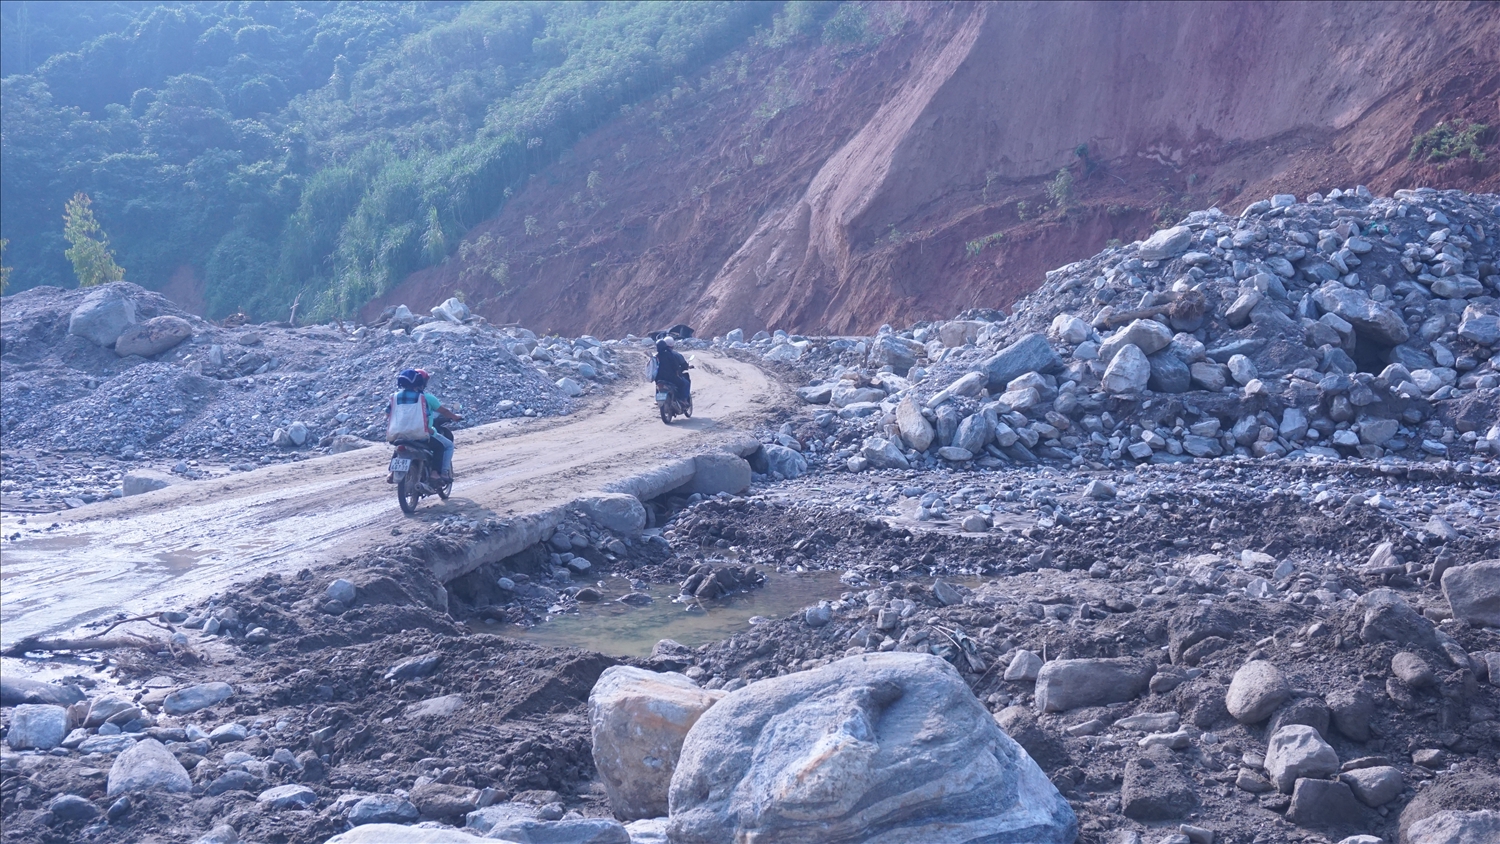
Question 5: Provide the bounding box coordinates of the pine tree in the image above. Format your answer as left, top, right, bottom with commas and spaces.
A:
63, 193, 125, 287
0, 238, 11, 293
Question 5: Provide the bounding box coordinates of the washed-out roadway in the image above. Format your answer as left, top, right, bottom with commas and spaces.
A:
0, 351, 787, 649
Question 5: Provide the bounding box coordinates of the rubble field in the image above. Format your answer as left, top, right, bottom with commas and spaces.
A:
3, 188, 1498, 844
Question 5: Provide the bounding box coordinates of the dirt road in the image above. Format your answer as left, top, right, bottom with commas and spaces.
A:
0, 351, 788, 648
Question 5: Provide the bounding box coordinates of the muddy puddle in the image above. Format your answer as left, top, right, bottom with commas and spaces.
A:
496, 570, 847, 657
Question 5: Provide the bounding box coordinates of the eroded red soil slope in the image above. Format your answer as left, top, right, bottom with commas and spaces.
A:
370, 0, 1500, 336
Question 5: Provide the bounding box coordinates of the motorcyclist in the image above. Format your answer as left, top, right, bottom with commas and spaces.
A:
388, 368, 463, 480
655, 336, 691, 407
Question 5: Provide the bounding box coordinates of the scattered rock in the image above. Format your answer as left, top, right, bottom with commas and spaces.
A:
1034, 657, 1154, 712
1225, 660, 1290, 724
1265, 725, 1339, 793
106, 738, 192, 797
1441, 561, 1500, 627
5, 704, 69, 750
162, 682, 233, 715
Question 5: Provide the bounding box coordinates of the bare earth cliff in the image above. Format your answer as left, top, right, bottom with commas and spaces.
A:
369, 0, 1500, 337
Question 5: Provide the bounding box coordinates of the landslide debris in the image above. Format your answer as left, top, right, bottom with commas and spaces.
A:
741, 187, 1500, 478
4, 189, 1498, 844
0, 284, 626, 509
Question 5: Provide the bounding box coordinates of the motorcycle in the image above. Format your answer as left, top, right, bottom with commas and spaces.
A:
388, 417, 455, 514
655, 380, 693, 424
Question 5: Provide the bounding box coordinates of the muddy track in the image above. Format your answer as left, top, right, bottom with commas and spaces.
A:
0, 351, 790, 648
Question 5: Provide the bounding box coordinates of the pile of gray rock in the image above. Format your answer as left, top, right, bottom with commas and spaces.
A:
0, 285, 623, 506
735, 188, 1499, 477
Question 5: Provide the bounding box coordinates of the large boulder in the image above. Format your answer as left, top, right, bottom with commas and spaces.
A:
860, 438, 910, 470
981, 334, 1061, 390
1441, 561, 1500, 627
163, 682, 234, 715
122, 469, 175, 496
1407, 810, 1500, 844
589, 667, 725, 821
114, 315, 193, 358
667, 653, 1077, 844
0, 677, 86, 707
1265, 724, 1339, 793
482, 819, 629, 844
574, 494, 648, 535
952, 412, 992, 455
323, 825, 487, 843
68, 286, 138, 348
761, 444, 807, 479
107, 738, 192, 797
687, 453, 752, 497
830, 384, 887, 407
1137, 225, 1192, 261
895, 397, 935, 452
938, 320, 984, 347
868, 335, 919, 376
1034, 658, 1154, 712
1099, 319, 1173, 361
1101, 344, 1151, 394
1314, 283, 1409, 346
1351, 589, 1441, 650
1147, 348, 1192, 393
5, 704, 69, 750
1121, 746, 1198, 820
1226, 660, 1290, 724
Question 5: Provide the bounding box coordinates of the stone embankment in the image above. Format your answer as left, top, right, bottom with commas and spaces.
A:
728, 188, 1499, 482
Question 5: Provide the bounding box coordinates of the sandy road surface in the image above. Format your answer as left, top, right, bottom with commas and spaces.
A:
0, 352, 788, 648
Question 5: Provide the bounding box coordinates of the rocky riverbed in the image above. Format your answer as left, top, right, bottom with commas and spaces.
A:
2, 188, 1498, 844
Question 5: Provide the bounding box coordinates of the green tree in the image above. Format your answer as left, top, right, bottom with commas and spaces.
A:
62, 193, 125, 287
421, 205, 447, 264
1047, 168, 1074, 208
0, 238, 10, 292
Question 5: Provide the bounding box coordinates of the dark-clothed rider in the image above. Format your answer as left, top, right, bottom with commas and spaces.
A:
655, 336, 691, 405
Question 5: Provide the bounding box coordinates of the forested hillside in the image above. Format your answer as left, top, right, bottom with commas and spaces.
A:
0, 0, 773, 319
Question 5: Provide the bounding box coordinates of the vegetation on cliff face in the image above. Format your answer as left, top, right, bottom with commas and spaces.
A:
0, 0, 773, 320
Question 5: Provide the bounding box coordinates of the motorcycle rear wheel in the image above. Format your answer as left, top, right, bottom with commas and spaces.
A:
398, 464, 423, 514
659, 402, 673, 424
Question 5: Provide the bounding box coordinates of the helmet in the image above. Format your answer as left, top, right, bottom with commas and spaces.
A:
661, 336, 676, 348
397, 368, 431, 390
